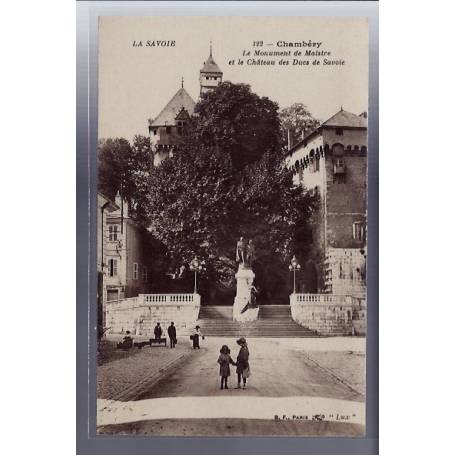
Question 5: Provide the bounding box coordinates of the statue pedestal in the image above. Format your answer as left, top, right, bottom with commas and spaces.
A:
233, 265, 259, 322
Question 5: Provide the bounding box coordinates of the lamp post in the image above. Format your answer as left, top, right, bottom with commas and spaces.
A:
189, 256, 203, 294
288, 255, 301, 294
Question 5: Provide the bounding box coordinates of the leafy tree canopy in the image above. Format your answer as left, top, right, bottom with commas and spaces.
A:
98, 135, 153, 226
186, 82, 283, 168
146, 83, 317, 303
279, 102, 320, 149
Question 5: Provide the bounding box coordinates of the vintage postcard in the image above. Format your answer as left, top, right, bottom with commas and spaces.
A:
96, 15, 369, 437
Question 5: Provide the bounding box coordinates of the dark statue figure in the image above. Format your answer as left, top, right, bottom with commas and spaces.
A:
241, 284, 259, 314
246, 239, 255, 267
236, 237, 255, 269
236, 237, 247, 265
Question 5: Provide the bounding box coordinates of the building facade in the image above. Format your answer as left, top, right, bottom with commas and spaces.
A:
285, 109, 367, 297
148, 47, 223, 166
97, 193, 119, 335
103, 193, 155, 302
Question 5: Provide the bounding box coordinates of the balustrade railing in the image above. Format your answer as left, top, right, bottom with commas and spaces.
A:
106, 293, 201, 307
290, 293, 365, 306
141, 293, 200, 304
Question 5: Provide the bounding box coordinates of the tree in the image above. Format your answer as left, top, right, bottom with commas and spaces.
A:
184, 82, 282, 169
146, 83, 317, 304
279, 102, 321, 150
98, 135, 153, 226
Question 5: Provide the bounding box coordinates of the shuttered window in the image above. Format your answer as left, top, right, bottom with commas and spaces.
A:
108, 259, 117, 277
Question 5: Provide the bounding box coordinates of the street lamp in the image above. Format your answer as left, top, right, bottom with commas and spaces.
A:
288, 255, 301, 294
189, 256, 203, 294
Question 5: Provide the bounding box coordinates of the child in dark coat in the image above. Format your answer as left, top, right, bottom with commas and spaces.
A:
217, 345, 237, 390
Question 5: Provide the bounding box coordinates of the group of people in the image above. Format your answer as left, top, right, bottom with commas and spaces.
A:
217, 337, 250, 390
121, 323, 251, 390
153, 322, 177, 348
155, 322, 251, 390
153, 322, 204, 349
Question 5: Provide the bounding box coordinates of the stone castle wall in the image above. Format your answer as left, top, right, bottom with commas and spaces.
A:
325, 248, 366, 296
324, 149, 367, 249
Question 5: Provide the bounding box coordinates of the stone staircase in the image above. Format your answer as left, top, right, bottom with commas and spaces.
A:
197, 305, 317, 337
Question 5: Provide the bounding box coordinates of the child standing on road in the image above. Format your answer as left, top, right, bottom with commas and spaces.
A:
217, 345, 236, 390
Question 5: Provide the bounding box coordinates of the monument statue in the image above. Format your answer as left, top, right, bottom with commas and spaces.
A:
240, 283, 259, 314
233, 236, 259, 322
236, 237, 255, 269
236, 236, 247, 266
246, 239, 255, 268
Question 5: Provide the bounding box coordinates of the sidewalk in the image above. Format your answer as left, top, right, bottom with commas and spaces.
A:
302, 350, 365, 396
97, 337, 195, 401
269, 337, 366, 396
240, 337, 366, 396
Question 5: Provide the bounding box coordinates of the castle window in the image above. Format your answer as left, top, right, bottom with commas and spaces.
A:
108, 259, 117, 277
108, 225, 119, 241
142, 266, 148, 282
336, 128, 343, 136
206, 76, 209, 80
153, 129, 157, 136
133, 262, 139, 280
353, 222, 365, 242
166, 126, 171, 134
333, 157, 346, 183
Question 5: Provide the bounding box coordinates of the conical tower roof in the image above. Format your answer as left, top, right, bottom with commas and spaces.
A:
200, 48, 222, 74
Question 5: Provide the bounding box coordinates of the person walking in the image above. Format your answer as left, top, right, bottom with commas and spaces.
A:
191, 325, 204, 349
217, 345, 236, 390
154, 322, 162, 340
235, 337, 250, 389
167, 322, 177, 348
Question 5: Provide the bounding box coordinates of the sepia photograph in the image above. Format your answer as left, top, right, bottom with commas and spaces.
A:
96, 16, 369, 437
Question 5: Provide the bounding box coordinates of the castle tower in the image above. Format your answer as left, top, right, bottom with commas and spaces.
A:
147, 46, 223, 166
199, 44, 223, 96
285, 109, 368, 297
148, 82, 196, 166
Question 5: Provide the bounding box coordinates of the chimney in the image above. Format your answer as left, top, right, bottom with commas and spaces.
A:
115, 190, 122, 207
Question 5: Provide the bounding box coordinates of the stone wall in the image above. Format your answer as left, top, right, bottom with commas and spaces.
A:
105, 295, 201, 337
324, 150, 367, 249
325, 248, 366, 296
290, 294, 366, 336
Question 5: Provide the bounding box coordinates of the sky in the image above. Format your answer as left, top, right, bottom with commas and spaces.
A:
98, 16, 368, 141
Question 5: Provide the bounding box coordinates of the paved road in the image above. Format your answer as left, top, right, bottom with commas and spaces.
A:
137, 337, 363, 400
98, 337, 365, 436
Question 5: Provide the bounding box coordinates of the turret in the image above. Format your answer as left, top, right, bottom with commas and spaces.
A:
199, 43, 223, 96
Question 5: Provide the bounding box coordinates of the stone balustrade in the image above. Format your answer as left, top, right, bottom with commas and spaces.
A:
105, 293, 201, 337
290, 293, 364, 306
290, 293, 366, 336
141, 293, 201, 305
